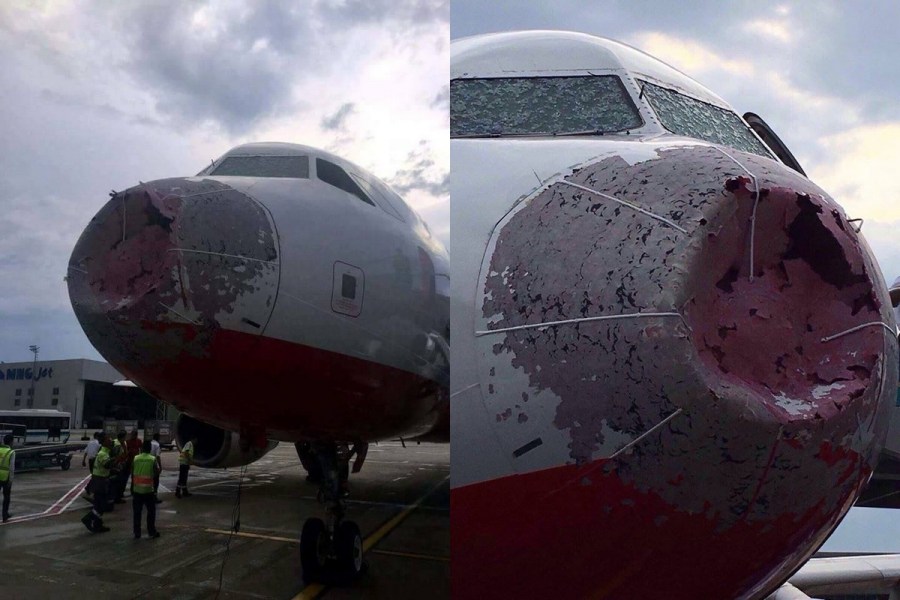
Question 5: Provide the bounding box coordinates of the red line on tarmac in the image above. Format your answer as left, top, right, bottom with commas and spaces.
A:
0, 474, 91, 526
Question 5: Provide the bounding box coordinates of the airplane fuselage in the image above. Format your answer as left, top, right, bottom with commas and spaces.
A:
450, 31, 897, 600
69, 143, 449, 445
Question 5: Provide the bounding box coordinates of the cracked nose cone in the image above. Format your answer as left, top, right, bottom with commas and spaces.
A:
67, 178, 279, 375
470, 145, 898, 599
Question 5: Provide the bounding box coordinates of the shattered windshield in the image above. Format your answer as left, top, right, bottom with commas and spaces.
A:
450, 76, 643, 137
640, 81, 773, 158
210, 155, 310, 178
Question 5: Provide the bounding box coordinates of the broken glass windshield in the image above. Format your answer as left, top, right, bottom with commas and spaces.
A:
211, 155, 310, 178
640, 81, 772, 158
451, 76, 643, 137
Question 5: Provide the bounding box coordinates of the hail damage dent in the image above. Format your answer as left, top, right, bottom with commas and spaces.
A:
480, 145, 895, 534
68, 177, 279, 369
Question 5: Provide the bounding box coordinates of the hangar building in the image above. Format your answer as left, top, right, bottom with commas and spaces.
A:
0, 358, 158, 428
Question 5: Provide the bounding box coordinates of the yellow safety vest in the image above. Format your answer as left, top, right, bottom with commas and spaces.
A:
93, 447, 111, 478
132, 453, 156, 494
179, 441, 194, 465
0, 446, 13, 483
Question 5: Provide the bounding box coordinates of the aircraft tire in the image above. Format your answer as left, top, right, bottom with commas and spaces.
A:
300, 517, 329, 582
335, 520, 364, 581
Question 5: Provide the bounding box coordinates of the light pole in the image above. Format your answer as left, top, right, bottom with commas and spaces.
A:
28, 345, 39, 408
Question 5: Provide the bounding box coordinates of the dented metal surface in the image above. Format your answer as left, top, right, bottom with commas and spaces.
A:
457, 140, 897, 600
451, 31, 898, 600
68, 177, 279, 366
479, 145, 892, 516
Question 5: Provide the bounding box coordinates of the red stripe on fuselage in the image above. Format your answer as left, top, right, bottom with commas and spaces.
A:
451, 459, 855, 600
119, 323, 445, 442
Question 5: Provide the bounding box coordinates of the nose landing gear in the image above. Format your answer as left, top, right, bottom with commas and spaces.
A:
299, 442, 367, 584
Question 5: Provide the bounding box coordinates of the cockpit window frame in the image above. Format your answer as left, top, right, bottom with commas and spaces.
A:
636, 79, 775, 159
349, 172, 406, 222
315, 158, 376, 207
450, 74, 646, 138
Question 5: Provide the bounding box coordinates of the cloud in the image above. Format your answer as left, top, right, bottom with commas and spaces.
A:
741, 17, 797, 45
629, 32, 754, 77
111, 1, 315, 134
810, 123, 900, 223
431, 85, 449, 111
320, 102, 356, 131
320, 0, 449, 26
388, 140, 449, 198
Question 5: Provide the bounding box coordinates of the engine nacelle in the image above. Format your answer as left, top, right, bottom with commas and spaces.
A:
175, 414, 278, 468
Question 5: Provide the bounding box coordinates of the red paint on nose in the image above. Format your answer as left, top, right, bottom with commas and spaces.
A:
684, 178, 881, 421
68, 177, 279, 374
78, 186, 180, 312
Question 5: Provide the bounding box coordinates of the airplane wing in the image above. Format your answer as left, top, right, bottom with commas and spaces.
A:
766, 555, 900, 599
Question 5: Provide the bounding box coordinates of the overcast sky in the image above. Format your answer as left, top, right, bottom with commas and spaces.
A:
0, 0, 448, 363
452, 0, 900, 555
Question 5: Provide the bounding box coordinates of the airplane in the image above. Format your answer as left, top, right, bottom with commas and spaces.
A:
450, 31, 900, 599
66, 141, 449, 582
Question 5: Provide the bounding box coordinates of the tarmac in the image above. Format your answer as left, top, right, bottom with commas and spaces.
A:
0, 439, 449, 599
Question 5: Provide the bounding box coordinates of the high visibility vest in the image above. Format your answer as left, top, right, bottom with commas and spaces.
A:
93, 447, 111, 478
179, 441, 194, 465
0, 446, 13, 483
132, 453, 156, 494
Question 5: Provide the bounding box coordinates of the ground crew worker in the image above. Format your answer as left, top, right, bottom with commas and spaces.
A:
131, 440, 160, 539
81, 434, 112, 533
82, 431, 101, 470
111, 431, 128, 504
1, 433, 15, 523
126, 430, 141, 494
82, 432, 101, 502
150, 432, 162, 504
175, 436, 196, 498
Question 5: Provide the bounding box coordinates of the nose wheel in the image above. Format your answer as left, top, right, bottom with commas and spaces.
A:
300, 517, 365, 583
299, 442, 366, 584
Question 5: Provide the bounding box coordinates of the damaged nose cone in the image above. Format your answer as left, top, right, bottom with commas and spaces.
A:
472, 144, 898, 599
685, 176, 886, 424
67, 178, 279, 370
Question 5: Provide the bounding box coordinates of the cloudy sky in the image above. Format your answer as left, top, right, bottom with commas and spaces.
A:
0, 0, 448, 362
453, 0, 900, 554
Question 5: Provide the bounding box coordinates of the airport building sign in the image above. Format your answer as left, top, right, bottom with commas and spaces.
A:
0, 358, 158, 428
0, 366, 54, 381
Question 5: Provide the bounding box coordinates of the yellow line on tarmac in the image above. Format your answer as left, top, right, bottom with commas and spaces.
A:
292, 583, 326, 599
204, 528, 296, 544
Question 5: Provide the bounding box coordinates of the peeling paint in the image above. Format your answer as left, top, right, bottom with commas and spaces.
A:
478, 145, 895, 534
68, 177, 279, 368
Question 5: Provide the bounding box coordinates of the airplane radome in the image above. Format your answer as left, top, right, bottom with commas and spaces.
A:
67, 142, 449, 581
450, 31, 898, 599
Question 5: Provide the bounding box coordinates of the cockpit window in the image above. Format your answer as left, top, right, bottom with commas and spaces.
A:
210, 155, 310, 178
639, 81, 773, 158
450, 76, 643, 137
316, 159, 375, 206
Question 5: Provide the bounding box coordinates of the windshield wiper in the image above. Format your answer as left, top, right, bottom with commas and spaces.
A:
452, 129, 629, 139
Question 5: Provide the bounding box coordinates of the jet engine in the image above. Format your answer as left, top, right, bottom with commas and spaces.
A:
175, 414, 278, 468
